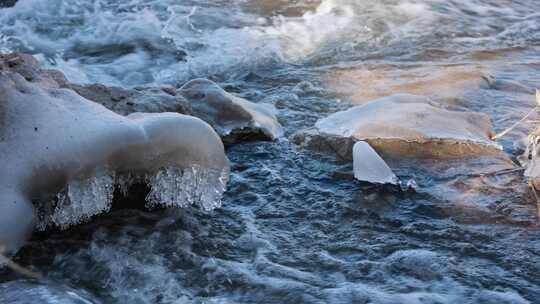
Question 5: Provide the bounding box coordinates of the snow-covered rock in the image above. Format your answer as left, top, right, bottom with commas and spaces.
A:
353, 141, 398, 185
0, 62, 229, 253
296, 94, 502, 159
65, 78, 283, 143
179, 79, 284, 143
1, 54, 282, 144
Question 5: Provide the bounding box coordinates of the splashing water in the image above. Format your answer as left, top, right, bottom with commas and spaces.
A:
0, 0, 441, 85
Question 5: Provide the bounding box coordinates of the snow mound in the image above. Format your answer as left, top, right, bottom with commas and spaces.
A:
0, 62, 229, 253
179, 79, 284, 143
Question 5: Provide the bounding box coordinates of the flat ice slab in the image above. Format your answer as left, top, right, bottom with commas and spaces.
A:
313, 94, 501, 158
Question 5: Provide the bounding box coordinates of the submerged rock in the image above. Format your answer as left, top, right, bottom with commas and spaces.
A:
296, 94, 502, 159
324, 65, 491, 106
0, 58, 229, 253
179, 79, 284, 143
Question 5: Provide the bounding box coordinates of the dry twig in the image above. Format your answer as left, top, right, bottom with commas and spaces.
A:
0, 245, 43, 280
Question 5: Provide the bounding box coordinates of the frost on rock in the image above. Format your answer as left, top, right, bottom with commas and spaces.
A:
297, 94, 503, 159
0, 55, 230, 253
179, 78, 284, 143
353, 141, 398, 185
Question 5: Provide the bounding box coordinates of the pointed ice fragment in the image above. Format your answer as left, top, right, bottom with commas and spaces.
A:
353, 141, 398, 185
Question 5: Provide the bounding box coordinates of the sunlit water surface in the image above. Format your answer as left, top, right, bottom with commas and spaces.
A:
1, 0, 539, 303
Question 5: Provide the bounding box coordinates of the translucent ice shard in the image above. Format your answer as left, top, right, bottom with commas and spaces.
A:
353, 141, 398, 185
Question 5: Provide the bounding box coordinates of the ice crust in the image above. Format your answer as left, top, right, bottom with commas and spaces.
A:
0, 66, 229, 253
66, 78, 283, 144
179, 79, 284, 142
314, 94, 502, 158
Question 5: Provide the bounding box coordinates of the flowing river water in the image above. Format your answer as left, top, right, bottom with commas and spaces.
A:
0, 0, 540, 303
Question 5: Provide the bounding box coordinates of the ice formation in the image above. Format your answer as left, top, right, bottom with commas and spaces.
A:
64, 78, 283, 144
179, 79, 284, 143
0, 55, 229, 253
312, 94, 502, 158
353, 141, 398, 185
292, 93, 512, 187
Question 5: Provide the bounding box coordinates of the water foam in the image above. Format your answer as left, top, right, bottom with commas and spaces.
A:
2, 0, 537, 87
0, 0, 374, 85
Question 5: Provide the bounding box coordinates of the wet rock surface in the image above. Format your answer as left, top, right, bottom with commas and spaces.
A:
325, 65, 491, 106
68, 83, 190, 116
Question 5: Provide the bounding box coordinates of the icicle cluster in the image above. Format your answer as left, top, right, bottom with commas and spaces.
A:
37, 166, 228, 230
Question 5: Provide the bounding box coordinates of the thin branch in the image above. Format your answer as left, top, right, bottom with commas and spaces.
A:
0, 245, 43, 280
